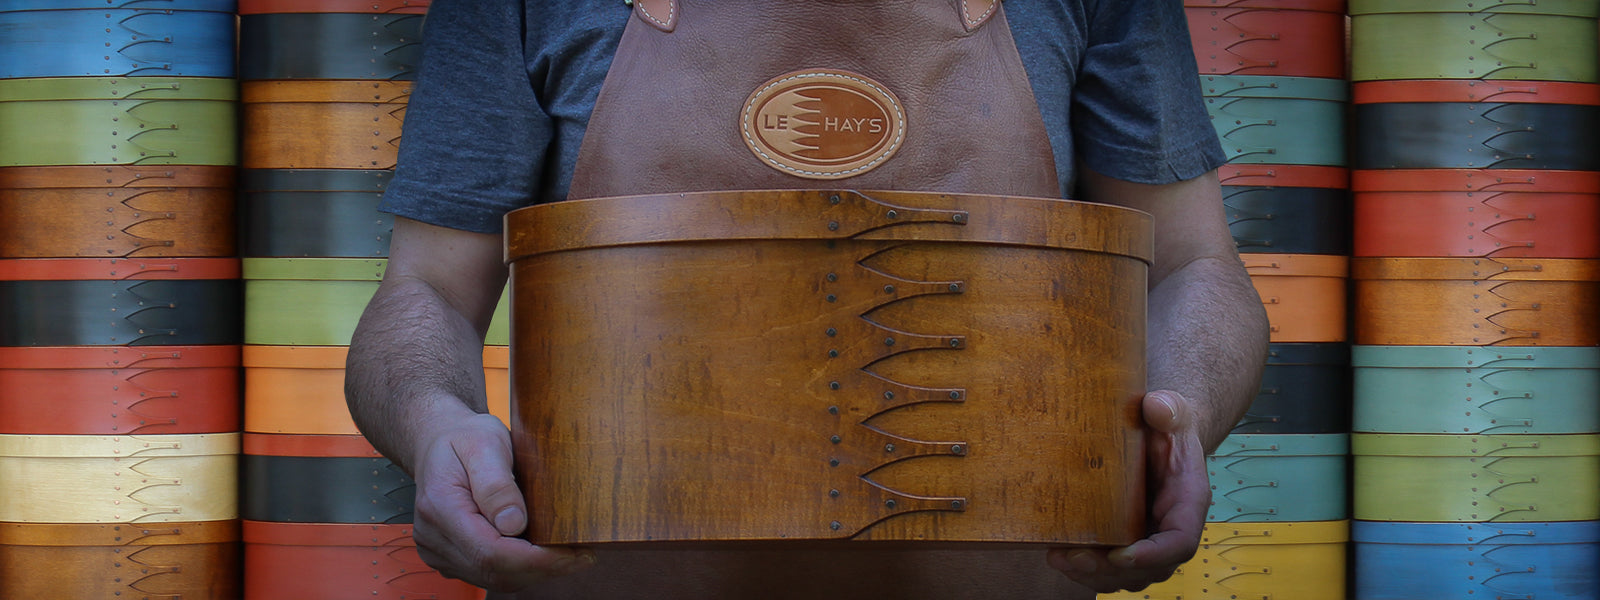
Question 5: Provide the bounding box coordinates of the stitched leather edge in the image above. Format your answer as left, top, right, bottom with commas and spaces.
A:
960, 0, 999, 31
634, 0, 677, 33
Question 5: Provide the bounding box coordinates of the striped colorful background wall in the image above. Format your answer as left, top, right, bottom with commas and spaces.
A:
1109, 1, 1599, 598
1347, 1, 1600, 598
1, 1, 1596, 598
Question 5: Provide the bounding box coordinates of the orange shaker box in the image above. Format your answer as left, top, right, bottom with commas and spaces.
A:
1354, 258, 1600, 346
0, 521, 240, 600
244, 345, 510, 435
0, 166, 237, 259
240, 81, 411, 171
1245, 254, 1349, 343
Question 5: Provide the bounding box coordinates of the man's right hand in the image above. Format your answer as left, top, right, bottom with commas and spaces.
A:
411, 410, 596, 591
346, 218, 596, 590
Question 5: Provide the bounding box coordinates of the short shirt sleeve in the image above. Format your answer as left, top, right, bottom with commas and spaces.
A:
379, 0, 550, 234
1070, 0, 1226, 184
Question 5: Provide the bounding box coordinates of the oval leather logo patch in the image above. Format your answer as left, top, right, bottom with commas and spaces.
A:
742, 69, 905, 180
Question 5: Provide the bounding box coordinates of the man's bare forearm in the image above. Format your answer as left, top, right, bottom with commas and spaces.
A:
346, 276, 494, 473
344, 219, 584, 587
1076, 167, 1270, 452
1146, 255, 1269, 451
345, 217, 510, 474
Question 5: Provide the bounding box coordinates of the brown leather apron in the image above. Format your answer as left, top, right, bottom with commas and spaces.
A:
510, 2, 1100, 598
567, 0, 1059, 200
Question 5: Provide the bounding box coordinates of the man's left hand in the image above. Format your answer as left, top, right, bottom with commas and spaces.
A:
1047, 389, 1212, 593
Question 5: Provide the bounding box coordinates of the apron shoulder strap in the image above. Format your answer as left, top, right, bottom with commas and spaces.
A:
958, 0, 1000, 31
630, 0, 1001, 34
633, 0, 678, 32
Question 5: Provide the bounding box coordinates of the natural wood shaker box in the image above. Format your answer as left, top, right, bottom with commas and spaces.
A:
505, 190, 1152, 546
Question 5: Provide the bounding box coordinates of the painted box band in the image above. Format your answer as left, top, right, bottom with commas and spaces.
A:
1100, 520, 1349, 600
243, 258, 508, 346
239, 13, 423, 81
1225, 185, 1350, 255
1353, 345, 1600, 434
1353, 169, 1600, 259
1353, 433, 1600, 522
0, 258, 241, 347
240, 450, 414, 525
1207, 433, 1349, 522
1353, 103, 1600, 171
0, 433, 239, 523
1238, 343, 1351, 434
1185, 2, 1346, 78
0, 77, 236, 167
0, 520, 240, 599
0, 165, 237, 258
240, 80, 410, 170
239, 169, 393, 258
1353, 520, 1600, 600
0, 2, 236, 79
1244, 254, 1349, 343
1350, 0, 1600, 82
244, 345, 508, 435
237, 0, 429, 14
1353, 257, 1600, 346
0, 345, 241, 435
242, 521, 480, 600
1202, 75, 1348, 166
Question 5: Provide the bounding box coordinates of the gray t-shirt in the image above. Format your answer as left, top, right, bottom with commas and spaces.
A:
382, 0, 1226, 233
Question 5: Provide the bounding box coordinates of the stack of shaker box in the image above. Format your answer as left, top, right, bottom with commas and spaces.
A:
0, 1, 243, 597
234, 1, 502, 598
1347, 1, 1600, 598
3, 1, 1595, 597
1107, 1, 1354, 597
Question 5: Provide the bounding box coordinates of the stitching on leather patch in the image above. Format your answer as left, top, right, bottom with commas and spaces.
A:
961, 0, 998, 30
636, 0, 676, 32
741, 69, 906, 180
